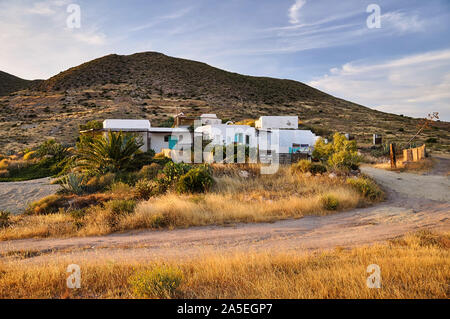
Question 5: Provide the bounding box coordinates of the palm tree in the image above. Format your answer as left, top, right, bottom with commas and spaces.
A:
76, 131, 143, 174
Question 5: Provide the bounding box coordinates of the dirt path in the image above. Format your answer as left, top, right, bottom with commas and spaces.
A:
0, 166, 448, 264
0, 178, 59, 214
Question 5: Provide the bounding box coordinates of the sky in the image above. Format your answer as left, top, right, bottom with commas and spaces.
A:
0, 0, 449, 120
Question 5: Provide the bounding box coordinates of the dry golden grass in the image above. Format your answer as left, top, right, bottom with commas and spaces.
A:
0, 166, 381, 240
0, 214, 74, 241
0, 231, 447, 299
373, 158, 435, 174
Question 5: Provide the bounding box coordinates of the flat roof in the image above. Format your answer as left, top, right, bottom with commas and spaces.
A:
103, 119, 151, 130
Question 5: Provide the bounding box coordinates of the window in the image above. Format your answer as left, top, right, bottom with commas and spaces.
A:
234, 133, 243, 144
164, 135, 170, 142
245, 135, 250, 145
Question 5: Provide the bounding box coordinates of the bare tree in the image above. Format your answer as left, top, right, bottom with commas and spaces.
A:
407, 112, 439, 147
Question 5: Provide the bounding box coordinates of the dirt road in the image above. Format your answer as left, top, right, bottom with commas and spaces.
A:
0, 165, 448, 264
0, 178, 59, 214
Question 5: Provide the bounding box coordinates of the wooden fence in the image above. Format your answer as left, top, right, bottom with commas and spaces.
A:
402, 144, 426, 162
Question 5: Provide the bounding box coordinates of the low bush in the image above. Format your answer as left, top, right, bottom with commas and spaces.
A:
0, 169, 9, 177
108, 181, 134, 195
27, 194, 67, 215
130, 150, 156, 170
135, 179, 165, 200
114, 171, 139, 186
129, 266, 183, 298
0, 159, 9, 170
291, 160, 327, 175
85, 173, 116, 193
176, 167, 214, 194
104, 199, 136, 215
23, 151, 38, 161
138, 163, 161, 180
321, 194, 339, 210
291, 160, 311, 173
162, 162, 192, 183
310, 163, 327, 174
346, 177, 383, 201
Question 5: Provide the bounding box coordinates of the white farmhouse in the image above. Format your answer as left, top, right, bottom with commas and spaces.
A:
100, 114, 319, 163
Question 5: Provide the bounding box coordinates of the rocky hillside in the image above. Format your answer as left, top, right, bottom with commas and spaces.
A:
0, 71, 36, 96
35, 52, 336, 106
0, 52, 448, 153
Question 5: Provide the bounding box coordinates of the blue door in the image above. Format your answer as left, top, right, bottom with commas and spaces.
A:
168, 136, 178, 149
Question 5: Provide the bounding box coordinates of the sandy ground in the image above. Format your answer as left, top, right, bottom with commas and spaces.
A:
0, 178, 59, 214
0, 163, 448, 265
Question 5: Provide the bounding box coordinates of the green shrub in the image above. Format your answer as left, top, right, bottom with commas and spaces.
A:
347, 177, 384, 201
37, 139, 69, 162
130, 150, 156, 169
310, 163, 327, 174
69, 209, 87, 220
135, 179, 166, 200
291, 160, 327, 175
321, 194, 339, 210
176, 167, 214, 194
162, 161, 192, 183
68, 209, 86, 230
139, 163, 161, 180
104, 199, 136, 215
114, 171, 139, 186
0, 210, 11, 228
291, 160, 312, 173
79, 120, 103, 131
425, 138, 437, 144
85, 173, 115, 193
129, 266, 183, 298
313, 133, 361, 171
370, 144, 390, 158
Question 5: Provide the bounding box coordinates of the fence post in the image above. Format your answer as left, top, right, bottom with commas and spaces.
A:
390, 143, 397, 168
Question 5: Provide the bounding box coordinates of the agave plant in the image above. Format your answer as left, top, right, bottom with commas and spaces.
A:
61, 173, 86, 195
76, 131, 143, 174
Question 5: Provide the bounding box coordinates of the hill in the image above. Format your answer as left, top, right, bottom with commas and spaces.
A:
35, 52, 336, 105
0, 71, 36, 96
0, 52, 448, 153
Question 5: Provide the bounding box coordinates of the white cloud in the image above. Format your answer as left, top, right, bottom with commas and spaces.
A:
0, 1, 110, 79
308, 49, 450, 120
288, 0, 306, 24
130, 7, 193, 32
382, 11, 425, 33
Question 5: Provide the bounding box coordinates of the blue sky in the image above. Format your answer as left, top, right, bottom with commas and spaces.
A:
1, 0, 449, 120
